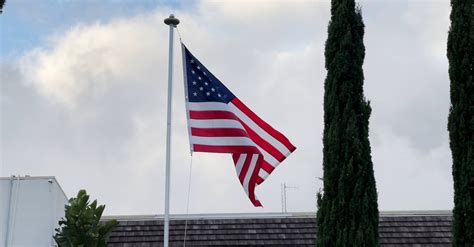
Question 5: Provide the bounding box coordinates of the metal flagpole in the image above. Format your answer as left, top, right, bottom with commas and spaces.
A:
163, 14, 179, 247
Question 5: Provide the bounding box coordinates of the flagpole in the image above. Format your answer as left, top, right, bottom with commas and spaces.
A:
163, 14, 179, 247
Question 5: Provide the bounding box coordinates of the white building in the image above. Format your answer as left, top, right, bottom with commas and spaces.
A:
0, 176, 68, 247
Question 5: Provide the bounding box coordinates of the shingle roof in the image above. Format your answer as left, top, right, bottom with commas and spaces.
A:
105, 211, 452, 246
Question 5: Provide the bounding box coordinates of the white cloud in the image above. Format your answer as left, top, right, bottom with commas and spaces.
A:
2, 0, 454, 215
373, 126, 452, 210
20, 14, 168, 109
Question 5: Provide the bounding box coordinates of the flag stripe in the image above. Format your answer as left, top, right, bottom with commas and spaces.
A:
238, 154, 252, 183
237, 120, 286, 162
191, 128, 248, 137
188, 102, 228, 111
243, 154, 259, 194
261, 160, 276, 174
234, 154, 247, 178
189, 119, 244, 129
193, 144, 260, 154
254, 143, 280, 168
231, 98, 296, 153
191, 136, 256, 147
229, 101, 293, 157
232, 153, 261, 206
189, 110, 238, 120
247, 155, 262, 206
258, 169, 270, 180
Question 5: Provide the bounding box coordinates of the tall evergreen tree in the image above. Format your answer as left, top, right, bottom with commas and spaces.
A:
317, 0, 379, 246
0, 0, 5, 14
447, 0, 473, 245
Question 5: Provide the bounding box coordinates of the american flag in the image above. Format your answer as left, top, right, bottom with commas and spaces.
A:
181, 44, 296, 207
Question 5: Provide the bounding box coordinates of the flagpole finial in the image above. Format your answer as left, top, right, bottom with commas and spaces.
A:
164, 14, 180, 27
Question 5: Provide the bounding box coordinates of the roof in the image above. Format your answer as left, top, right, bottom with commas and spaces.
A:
105, 211, 453, 246
0, 175, 68, 200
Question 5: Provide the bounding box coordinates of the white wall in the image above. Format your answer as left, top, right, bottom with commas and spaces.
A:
0, 176, 68, 247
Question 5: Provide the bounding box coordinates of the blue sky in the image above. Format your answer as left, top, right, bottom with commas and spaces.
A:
1, 0, 195, 60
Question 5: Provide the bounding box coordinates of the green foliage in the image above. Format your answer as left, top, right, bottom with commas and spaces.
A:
54, 190, 118, 247
317, 0, 379, 246
447, 0, 473, 245
0, 0, 5, 14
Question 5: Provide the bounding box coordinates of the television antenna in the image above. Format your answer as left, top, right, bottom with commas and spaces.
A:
281, 182, 298, 213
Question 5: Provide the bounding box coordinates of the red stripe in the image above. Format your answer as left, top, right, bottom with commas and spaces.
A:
257, 159, 286, 185
231, 98, 296, 152
191, 128, 248, 137
253, 160, 276, 186
248, 155, 263, 207
190, 110, 238, 120
261, 160, 275, 174
193, 144, 260, 154
232, 154, 263, 207
238, 154, 252, 183
237, 120, 286, 162
232, 153, 240, 164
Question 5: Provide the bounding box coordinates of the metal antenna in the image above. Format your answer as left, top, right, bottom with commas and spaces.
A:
281, 182, 298, 213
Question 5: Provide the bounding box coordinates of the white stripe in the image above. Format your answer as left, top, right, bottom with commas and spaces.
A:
189, 119, 245, 130
243, 154, 259, 195
191, 136, 256, 147
256, 145, 279, 167
228, 102, 291, 157
235, 154, 247, 177
188, 102, 230, 111
258, 169, 270, 180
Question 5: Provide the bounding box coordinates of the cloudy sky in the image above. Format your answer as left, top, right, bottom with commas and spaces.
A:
1, 0, 453, 216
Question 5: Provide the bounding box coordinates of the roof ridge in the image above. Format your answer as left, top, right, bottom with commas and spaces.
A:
102, 210, 452, 221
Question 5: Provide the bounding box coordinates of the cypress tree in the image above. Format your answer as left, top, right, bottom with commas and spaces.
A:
317, 0, 379, 246
447, 0, 473, 245
0, 0, 5, 14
